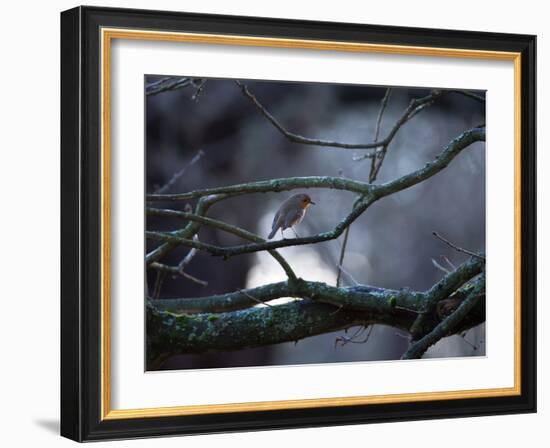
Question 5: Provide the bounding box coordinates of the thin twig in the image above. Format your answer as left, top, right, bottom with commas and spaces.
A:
432, 258, 451, 274
374, 89, 392, 142
368, 88, 392, 181
432, 231, 486, 260
336, 227, 351, 287
191, 79, 207, 101
179, 271, 207, 286
334, 197, 366, 288
335, 325, 366, 347
150, 262, 209, 286
394, 305, 423, 314
336, 263, 359, 286
152, 270, 166, 300
238, 289, 274, 308
353, 89, 440, 166
335, 325, 374, 347
442, 255, 457, 271
177, 235, 199, 271
368, 91, 439, 182
459, 331, 481, 351
154, 149, 205, 194
448, 89, 486, 103
329, 304, 344, 316
149, 235, 205, 290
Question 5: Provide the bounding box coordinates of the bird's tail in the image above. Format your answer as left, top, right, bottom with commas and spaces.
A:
267, 227, 277, 240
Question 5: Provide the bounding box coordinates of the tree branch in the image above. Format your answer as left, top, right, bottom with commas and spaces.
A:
146, 193, 226, 264
152, 278, 422, 315
152, 257, 483, 315
448, 89, 486, 103
336, 225, 351, 287
372, 126, 485, 198
146, 77, 193, 96
336, 88, 392, 285
154, 149, 205, 194
146, 195, 372, 258
149, 261, 209, 287
432, 231, 486, 260
146, 299, 412, 365
408, 255, 485, 339
147, 176, 370, 202
147, 208, 298, 281
366, 87, 393, 181
145, 210, 298, 281
147, 127, 484, 205
145, 82, 487, 362
236, 80, 443, 150
146, 127, 485, 263
145, 77, 208, 97
146, 264, 485, 364
366, 90, 438, 180
401, 274, 485, 359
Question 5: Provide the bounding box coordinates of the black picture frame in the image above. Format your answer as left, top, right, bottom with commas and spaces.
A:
61, 5, 536, 442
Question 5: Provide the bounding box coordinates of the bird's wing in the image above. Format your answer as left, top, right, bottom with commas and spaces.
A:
271, 208, 282, 231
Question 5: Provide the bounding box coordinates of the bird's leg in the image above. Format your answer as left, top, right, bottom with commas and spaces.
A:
281, 228, 286, 239
291, 227, 300, 238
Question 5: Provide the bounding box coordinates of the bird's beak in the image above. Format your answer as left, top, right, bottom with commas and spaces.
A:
310, 201, 316, 205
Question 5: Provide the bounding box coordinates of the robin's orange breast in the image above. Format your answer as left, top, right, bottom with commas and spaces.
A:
285, 208, 305, 228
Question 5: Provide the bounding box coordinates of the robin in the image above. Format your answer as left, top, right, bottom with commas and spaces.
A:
267, 193, 316, 239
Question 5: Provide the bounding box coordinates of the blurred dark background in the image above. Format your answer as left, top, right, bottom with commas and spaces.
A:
145, 76, 486, 371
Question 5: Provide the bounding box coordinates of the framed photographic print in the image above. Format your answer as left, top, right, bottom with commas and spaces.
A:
60, 6, 536, 442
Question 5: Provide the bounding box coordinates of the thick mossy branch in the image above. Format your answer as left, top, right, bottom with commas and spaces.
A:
146, 299, 413, 365
147, 258, 485, 363
147, 279, 485, 365
151, 257, 483, 315
152, 278, 423, 315
153, 281, 291, 313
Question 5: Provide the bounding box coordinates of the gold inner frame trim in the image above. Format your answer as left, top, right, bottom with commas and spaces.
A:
100, 27, 522, 421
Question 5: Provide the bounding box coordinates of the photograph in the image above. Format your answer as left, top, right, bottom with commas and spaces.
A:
144, 76, 487, 371
58, 5, 537, 441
